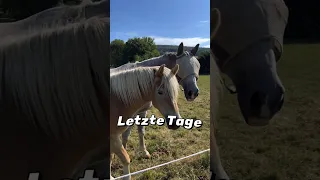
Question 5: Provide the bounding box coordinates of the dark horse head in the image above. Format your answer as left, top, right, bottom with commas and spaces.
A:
211, 0, 289, 126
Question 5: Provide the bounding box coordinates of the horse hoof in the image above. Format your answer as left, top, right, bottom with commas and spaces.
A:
143, 150, 151, 159
137, 150, 151, 159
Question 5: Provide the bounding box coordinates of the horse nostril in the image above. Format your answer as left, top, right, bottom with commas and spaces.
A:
195, 90, 199, 97
250, 92, 267, 113
188, 90, 193, 97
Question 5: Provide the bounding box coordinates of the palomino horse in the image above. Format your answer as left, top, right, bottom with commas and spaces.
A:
210, 0, 289, 179
115, 43, 200, 158
0, 1, 110, 180
109, 64, 181, 180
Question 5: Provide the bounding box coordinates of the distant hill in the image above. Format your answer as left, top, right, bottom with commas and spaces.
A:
157, 45, 210, 55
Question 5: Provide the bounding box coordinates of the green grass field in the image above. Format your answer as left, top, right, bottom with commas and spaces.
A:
112, 44, 320, 180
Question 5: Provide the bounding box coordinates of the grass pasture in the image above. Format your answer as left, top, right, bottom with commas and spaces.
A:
111, 75, 211, 179
216, 44, 320, 180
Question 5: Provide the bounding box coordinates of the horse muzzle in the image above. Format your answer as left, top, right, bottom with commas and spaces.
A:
243, 90, 284, 126
165, 114, 181, 130
185, 89, 199, 101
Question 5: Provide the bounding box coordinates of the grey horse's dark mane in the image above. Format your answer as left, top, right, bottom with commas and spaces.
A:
163, 51, 191, 60
163, 52, 177, 57
0, 17, 109, 140
111, 52, 177, 71
161, 52, 179, 62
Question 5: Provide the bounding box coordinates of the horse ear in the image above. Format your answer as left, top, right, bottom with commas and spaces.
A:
171, 64, 179, 75
190, 44, 199, 56
155, 64, 165, 77
177, 42, 184, 56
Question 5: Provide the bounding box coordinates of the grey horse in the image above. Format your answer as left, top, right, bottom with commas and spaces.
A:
210, 0, 289, 179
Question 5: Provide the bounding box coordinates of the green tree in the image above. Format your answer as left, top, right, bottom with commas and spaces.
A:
110, 39, 125, 67
197, 50, 210, 74
123, 37, 160, 63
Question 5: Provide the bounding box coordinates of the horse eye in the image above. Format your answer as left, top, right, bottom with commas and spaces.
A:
158, 91, 163, 95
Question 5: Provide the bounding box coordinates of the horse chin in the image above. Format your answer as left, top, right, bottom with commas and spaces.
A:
165, 116, 181, 130
185, 94, 197, 101
167, 124, 180, 130
244, 105, 274, 126
186, 98, 196, 102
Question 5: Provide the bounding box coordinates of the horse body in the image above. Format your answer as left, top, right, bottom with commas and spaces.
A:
210, 0, 289, 179
0, 1, 110, 179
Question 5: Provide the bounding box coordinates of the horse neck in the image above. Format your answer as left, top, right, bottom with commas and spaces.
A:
128, 95, 153, 116
111, 63, 135, 73
123, 86, 154, 117
113, 69, 155, 113
136, 56, 176, 69
132, 78, 154, 110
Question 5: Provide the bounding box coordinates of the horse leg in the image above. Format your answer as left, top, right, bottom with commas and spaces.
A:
111, 135, 131, 180
70, 146, 111, 179
137, 111, 151, 158
122, 125, 132, 149
210, 133, 229, 180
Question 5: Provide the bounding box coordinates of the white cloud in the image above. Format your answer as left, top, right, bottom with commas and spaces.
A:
199, 20, 209, 23
150, 36, 210, 47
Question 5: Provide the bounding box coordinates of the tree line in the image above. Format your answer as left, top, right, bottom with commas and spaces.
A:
110, 37, 210, 74
157, 45, 210, 55
110, 37, 160, 67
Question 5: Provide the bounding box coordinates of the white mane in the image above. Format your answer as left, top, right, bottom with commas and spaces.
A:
110, 66, 179, 107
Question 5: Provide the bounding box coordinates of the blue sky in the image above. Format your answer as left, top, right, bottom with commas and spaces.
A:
111, 0, 210, 48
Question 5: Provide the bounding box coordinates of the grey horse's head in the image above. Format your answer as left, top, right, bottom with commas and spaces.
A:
220, 40, 285, 126
211, 0, 289, 126
174, 43, 201, 101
